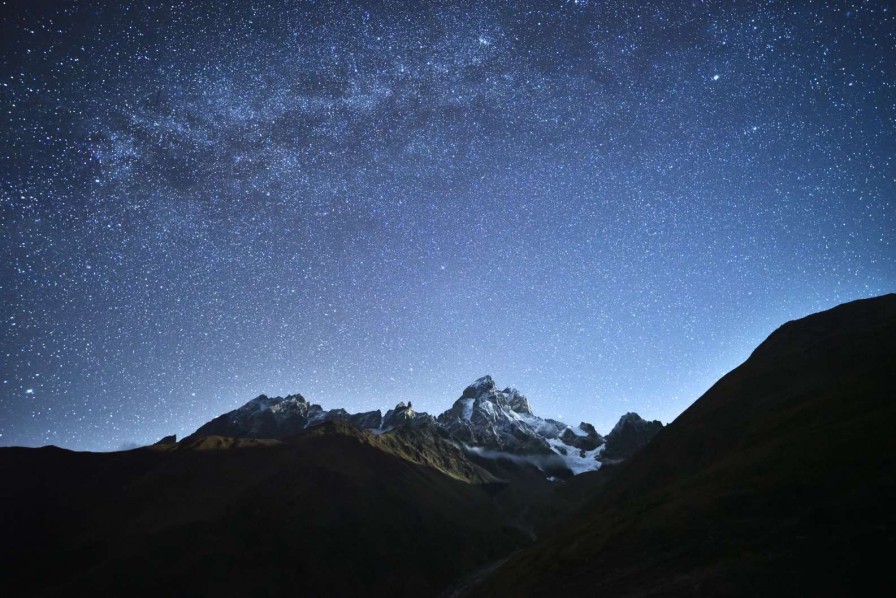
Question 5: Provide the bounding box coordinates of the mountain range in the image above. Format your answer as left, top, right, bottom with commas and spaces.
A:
1, 294, 894, 597
187, 373, 663, 477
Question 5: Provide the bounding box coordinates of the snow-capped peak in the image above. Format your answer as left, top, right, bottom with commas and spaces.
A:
187, 376, 663, 478
461, 375, 497, 399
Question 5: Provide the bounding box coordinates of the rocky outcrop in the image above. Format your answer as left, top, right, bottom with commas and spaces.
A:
318, 407, 384, 429
382, 401, 437, 430
382, 401, 414, 428
559, 423, 604, 451
602, 412, 664, 460
348, 410, 383, 429
187, 394, 325, 440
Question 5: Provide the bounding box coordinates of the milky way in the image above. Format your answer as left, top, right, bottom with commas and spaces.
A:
2, 1, 894, 450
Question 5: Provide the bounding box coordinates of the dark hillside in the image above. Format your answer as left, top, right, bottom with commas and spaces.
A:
476, 294, 896, 596
0, 421, 526, 597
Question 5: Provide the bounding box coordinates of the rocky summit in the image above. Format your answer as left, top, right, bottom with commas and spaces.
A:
187, 374, 662, 476
601, 412, 664, 461
190, 393, 384, 440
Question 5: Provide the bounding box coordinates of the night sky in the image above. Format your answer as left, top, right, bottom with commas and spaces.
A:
2, 1, 893, 451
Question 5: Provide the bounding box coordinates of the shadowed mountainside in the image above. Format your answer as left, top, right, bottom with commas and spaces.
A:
473, 293, 896, 596
0, 421, 526, 597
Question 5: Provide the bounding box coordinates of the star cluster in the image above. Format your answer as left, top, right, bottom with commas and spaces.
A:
1, 0, 894, 450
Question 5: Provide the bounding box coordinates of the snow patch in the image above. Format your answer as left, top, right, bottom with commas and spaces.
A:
459, 399, 474, 421
567, 425, 588, 437
517, 414, 562, 439
547, 438, 604, 475
466, 375, 495, 392
244, 395, 279, 412
477, 399, 497, 419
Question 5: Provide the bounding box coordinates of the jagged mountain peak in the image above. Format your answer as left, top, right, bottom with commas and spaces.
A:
603, 411, 664, 461
608, 411, 647, 434
461, 375, 498, 398
503, 387, 532, 415
241, 393, 308, 412
186, 375, 662, 477
456, 375, 533, 415
187, 392, 380, 441
382, 400, 435, 430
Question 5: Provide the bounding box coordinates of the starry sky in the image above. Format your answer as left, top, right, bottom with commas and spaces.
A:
1, 0, 894, 451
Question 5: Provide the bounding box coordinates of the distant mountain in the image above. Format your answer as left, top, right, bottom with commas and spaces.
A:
187, 374, 661, 477
473, 293, 896, 596
189, 393, 384, 438
601, 411, 664, 461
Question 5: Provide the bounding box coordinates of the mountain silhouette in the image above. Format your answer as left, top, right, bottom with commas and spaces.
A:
473, 293, 896, 596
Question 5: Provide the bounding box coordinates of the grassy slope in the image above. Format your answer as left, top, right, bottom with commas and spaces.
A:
476, 294, 896, 596
0, 421, 526, 597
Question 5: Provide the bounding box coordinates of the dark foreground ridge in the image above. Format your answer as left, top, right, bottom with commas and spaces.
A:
472, 293, 896, 597
0, 422, 525, 597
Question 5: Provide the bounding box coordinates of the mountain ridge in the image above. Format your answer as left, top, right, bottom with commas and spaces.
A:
186, 373, 663, 477
472, 292, 896, 596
